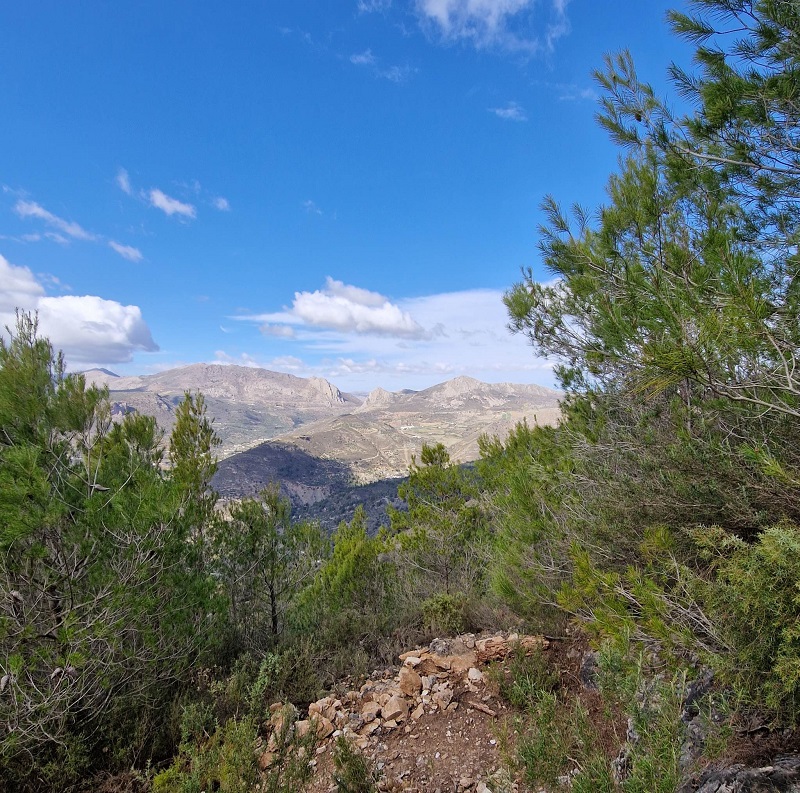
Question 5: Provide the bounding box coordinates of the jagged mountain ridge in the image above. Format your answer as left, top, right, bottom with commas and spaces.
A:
83, 363, 360, 456
274, 374, 562, 483
83, 363, 354, 405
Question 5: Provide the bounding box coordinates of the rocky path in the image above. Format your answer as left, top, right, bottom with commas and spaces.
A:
257, 633, 546, 793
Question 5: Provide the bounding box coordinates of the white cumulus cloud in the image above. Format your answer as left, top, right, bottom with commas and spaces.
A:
251, 277, 427, 338
0, 253, 44, 310
0, 253, 158, 366
324, 278, 387, 308
323, 288, 555, 387
148, 189, 196, 219
213, 196, 230, 211
229, 280, 555, 390
14, 200, 96, 241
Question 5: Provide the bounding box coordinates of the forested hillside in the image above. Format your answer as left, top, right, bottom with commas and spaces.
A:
2, 1, 800, 790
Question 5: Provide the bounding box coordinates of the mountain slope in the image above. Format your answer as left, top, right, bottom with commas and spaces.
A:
211, 440, 406, 532
83, 363, 361, 456
276, 375, 561, 482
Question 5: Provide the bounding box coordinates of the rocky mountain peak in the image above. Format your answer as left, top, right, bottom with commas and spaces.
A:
83, 367, 119, 378
82, 368, 129, 388
356, 387, 399, 411
307, 377, 347, 405
427, 376, 484, 399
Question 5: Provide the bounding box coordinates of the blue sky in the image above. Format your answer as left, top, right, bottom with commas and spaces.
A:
0, 0, 693, 392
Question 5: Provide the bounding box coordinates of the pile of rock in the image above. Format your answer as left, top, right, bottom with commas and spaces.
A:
255, 632, 548, 783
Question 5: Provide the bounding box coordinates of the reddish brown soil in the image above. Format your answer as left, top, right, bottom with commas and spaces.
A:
306, 680, 516, 793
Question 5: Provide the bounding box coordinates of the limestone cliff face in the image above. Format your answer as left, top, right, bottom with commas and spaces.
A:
308, 377, 347, 405
420, 375, 558, 409
86, 364, 357, 407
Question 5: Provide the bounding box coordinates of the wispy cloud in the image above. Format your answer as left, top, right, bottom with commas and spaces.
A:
261, 324, 297, 339
489, 101, 527, 121
0, 253, 158, 365
349, 48, 416, 83
357, 0, 392, 12
12, 195, 144, 260
303, 199, 323, 215
378, 64, 415, 83
350, 49, 377, 65
555, 83, 598, 102
268, 355, 306, 371
415, 0, 571, 54
213, 350, 263, 368
148, 188, 196, 219
22, 231, 70, 245
14, 200, 96, 241
108, 240, 143, 262
119, 169, 226, 216
546, 0, 571, 49
116, 168, 132, 195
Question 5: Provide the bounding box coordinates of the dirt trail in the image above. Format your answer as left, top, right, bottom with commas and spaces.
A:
260, 633, 549, 793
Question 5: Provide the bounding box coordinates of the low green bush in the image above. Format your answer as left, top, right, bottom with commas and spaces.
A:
492, 641, 685, 793
420, 592, 468, 635
597, 642, 683, 793
489, 645, 558, 709
153, 716, 258, 793
692, 523, 800, 717
491, 647, 608, 790
332, 735, 379, 792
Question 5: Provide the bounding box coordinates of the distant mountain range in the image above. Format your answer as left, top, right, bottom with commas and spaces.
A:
84, 364, 561, 523
273, 375, 561, 483
83, 364, 360, 456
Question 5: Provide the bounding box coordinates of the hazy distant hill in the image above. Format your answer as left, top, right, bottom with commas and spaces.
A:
83, 363, 361, 456
275, 375, 561, 483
